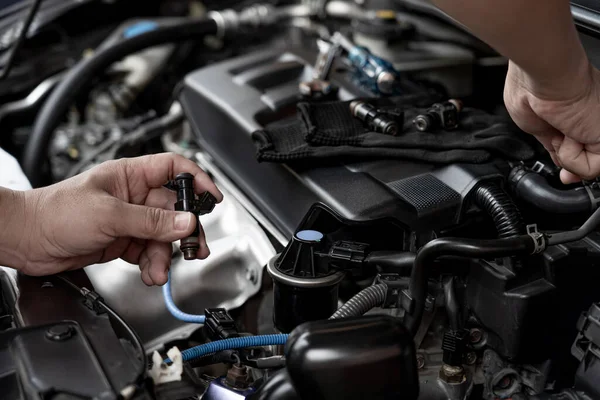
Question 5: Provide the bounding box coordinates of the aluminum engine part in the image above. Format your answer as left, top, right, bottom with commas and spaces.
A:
84, 181, 276, 351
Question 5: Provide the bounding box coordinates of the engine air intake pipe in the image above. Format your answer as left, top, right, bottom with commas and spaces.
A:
473, 182, 525, 238
509, 166, 597, 214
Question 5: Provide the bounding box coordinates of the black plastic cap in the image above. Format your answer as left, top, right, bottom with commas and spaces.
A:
275, 230, 329, 279
286, 316, 419, 400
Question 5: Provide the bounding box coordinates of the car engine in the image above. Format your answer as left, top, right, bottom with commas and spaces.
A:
2, 0, 600, 399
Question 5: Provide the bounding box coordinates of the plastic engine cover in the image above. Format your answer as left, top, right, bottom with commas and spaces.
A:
179, 48, 505, 240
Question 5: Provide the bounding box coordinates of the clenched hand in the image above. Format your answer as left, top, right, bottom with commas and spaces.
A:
0, 153, 222, 286
505, 60, 600, 184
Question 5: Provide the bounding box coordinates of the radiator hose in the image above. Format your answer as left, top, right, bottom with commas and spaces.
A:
509, 166, 597, 214
473, 182, 525, 238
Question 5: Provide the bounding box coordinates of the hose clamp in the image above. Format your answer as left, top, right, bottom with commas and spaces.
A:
584, 184, 600, 211
527, 224, 546, 254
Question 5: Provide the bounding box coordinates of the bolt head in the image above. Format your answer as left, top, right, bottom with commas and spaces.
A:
440, 364, 466, 384
469, 328, 483, 344
464, 352, 477, 365
416, 354, 425, 369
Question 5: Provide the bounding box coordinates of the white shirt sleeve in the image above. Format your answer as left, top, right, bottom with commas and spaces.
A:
0, 147, 32, 191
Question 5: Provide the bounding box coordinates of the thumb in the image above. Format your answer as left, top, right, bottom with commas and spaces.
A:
112, 203, 196, 242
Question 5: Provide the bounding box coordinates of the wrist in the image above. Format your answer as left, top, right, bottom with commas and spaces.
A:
0, 187, 29, 270
509, 48, 594, 101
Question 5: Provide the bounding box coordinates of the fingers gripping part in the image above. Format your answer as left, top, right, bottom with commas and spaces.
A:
168, 172, 217, 260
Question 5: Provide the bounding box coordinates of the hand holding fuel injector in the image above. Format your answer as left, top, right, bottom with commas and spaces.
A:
0, 153, 223, 286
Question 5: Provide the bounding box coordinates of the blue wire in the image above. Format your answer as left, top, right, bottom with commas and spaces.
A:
165, 334, 289, 363
162, 270, 206, 324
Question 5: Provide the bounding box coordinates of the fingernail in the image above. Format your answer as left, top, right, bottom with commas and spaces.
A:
174, 213, 192, 231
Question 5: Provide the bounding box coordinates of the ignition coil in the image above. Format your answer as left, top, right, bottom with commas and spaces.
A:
413, 99, 463, 132
168, 173, 217, 260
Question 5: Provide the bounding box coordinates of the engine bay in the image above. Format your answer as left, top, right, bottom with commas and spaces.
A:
2, 1, 600, 399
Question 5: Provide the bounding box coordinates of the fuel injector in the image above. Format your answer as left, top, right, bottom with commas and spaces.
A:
413, 99, 463, 132
168, 173, 217, 260
350, 100, 404, 135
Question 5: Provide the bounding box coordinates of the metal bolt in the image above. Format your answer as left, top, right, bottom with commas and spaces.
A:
416, 354, 425, 369
440, 364, 466, 384
464, 352, 477, 365
470, 328, 483, 344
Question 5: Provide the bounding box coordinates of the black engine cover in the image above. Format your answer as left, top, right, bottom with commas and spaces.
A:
179, 48, 504, 240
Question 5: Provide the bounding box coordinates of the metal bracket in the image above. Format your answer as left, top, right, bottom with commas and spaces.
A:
526, 224, 546, 254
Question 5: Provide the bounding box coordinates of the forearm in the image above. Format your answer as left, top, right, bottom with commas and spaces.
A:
432, 0, 589, 96
0, 187, 28, 269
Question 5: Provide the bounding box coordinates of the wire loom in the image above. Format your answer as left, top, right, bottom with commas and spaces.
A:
165, 334, 289, 363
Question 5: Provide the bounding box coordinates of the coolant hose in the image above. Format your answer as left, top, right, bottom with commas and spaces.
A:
163, 271, 206, 324
330, 284, 388, 319
23, 18, 218, 187
474, 182, 525, 238
404, 235, 538, 336
166, 334, 289, 363
509, 167, 594, 214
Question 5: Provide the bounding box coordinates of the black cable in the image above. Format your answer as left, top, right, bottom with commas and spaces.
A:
403, 235, 537, 336
474, 182, 525, 238
23, 17, 217, 187
56, 275, 147, 389
330, 284, 388, 319
0, 0, 44, 80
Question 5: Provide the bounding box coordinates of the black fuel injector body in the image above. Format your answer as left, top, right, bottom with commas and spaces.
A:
350, 100, 404, 136
169, 173, 217, 260
413, 99, 463, 132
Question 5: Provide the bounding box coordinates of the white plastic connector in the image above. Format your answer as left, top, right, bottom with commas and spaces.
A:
149, 347, 183, 385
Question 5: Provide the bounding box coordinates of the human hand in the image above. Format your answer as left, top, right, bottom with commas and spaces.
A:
504, 59, 600, 184
11, 153, 222, 285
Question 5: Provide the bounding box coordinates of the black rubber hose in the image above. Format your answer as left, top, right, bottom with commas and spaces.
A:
404, 235, 537, 336
509, 167, 593, 214
364, 251, 415, 274
330, 284, 388, 320
474, 182, 525, 238
547, 206, 600, 245
23, 18, 218, 187
443, 277, 460, 331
